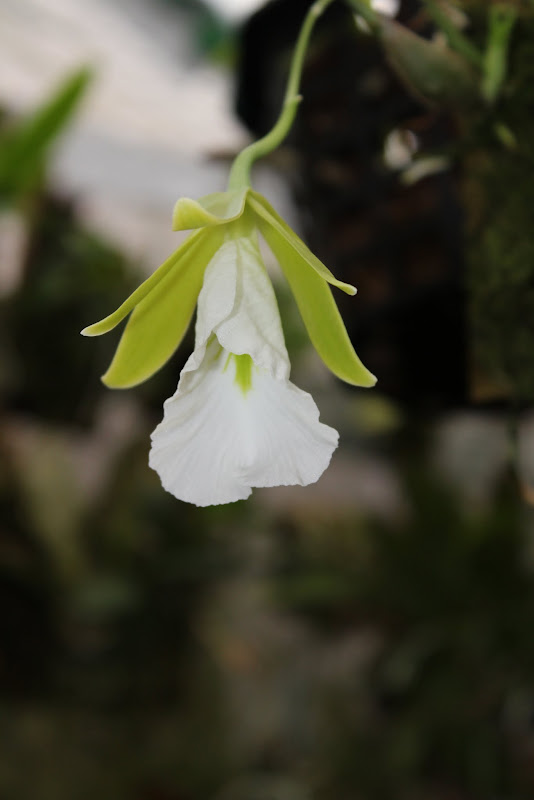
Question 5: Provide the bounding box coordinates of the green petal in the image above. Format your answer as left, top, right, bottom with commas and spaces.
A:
248, 191, 356, 296
256, 207, 376, 388
172, 188, 248, 231
102, 229, 224, 388
81, 230, 204, 337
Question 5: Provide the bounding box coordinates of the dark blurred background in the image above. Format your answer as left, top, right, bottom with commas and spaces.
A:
2, 1, 534, 798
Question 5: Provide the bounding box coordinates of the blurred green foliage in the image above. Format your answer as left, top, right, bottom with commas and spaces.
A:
0, 68, 91, 207
463, 8, 534, 402
276, 473, 534, 799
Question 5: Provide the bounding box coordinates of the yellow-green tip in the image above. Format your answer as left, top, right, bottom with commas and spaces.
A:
80, 325, 97, 337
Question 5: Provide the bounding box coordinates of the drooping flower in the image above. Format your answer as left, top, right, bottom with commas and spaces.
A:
82, 189, 376, 506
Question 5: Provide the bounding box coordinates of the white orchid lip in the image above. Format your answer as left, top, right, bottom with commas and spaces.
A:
149, 339, 339, 507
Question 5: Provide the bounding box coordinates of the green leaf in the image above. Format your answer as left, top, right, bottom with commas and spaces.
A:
0, 67, 92, 199
376, 17, 480, 109
257, 211, 376, 388
81, 230, 203, 336
248, 192, 357, 296
101, 229, 224, 388
172, 188, 248, 231
482, 3, 517, 104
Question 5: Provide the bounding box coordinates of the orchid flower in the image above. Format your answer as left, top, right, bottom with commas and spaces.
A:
82, 0, 377, 506
82, 190, 375, 505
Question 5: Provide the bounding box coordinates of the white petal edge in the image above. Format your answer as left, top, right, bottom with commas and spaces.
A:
149, 341, 339, 507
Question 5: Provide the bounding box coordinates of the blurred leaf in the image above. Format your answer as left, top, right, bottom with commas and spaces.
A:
0, 67, 92, 203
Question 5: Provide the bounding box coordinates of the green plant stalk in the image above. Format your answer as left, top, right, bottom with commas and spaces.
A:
227, 0, 335, 190
482, 3, 518, 104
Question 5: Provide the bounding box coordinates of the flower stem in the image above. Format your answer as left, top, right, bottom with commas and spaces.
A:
228, 0, 336, 190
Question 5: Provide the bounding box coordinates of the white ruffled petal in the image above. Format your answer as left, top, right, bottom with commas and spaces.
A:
149, 341, 338, 507
186, 232, 290, 381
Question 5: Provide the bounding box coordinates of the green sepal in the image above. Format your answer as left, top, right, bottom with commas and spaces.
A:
257, 207, 376, 388
81, 230, 204, 337
101, 229, 224, 388
248, 191, 357, 296
172, 189, 248, 231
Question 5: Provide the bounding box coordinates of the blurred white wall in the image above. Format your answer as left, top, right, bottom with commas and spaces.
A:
0, 0, 246, 152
